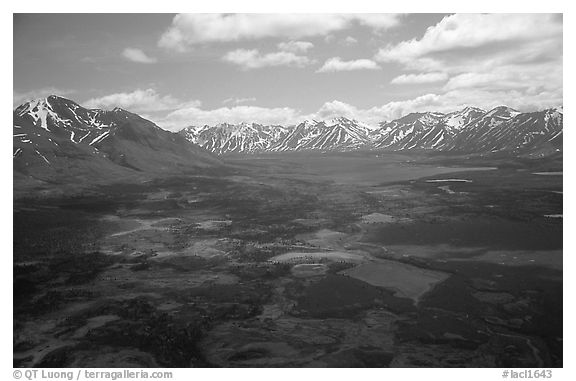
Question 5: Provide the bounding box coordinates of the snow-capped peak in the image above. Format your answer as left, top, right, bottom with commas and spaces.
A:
326, 116, 354, 125
484, 106, 520, 119
299, 120, 318, 127
443, 106, 486, 130
15, 98, 57, 131
14, 95, 121, 145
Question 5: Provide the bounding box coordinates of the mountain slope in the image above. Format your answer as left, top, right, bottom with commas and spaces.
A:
443, 107, 486, 131
371, 107, 488, 150
178, 106, 562, 156
369, 106, 562, 154
13, 95, 221, 185
179, 122, 289, 154
446, 107, 562, 153
180, 117, 373, 154
272, 117, 372, 152
372, 112, 450, 150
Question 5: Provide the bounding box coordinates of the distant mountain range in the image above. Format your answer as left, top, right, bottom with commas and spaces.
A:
13, 95, 562, 186
180, 105, 562, 156
179, 117, 374, 154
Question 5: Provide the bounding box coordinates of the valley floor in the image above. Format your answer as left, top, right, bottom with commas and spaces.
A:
13, 152, 563, 367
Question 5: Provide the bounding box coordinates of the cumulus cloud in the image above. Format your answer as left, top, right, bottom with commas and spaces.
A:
122, 48, 157, 64
374, 14, 562, 79
317, 57, 380, 73
222, 97, 257, 106
159, 13, 401, 51
341, 36, 358, 45
81, 83, 562, 132
300, 97, 451, 126
309, 100, 367, 121
277, 40, 314, 53
391, 72, 448, 84
375, 13, 562, 111
158, 100, 389, 130
157, 105, 301, 130
155, 87, 561, 131
13, 87, 76, 107
442, 64, 561, 93
304, 99, 435, 126
308, 85, 561, 126
162, 97, 446, 130
223, 49, 314, 69
354, 14, 404, 30
376, 14, 561, 68
83, 88, 199, 112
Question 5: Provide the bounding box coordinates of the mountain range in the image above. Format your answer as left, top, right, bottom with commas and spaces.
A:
13, 96, 563, 186
180, 106, 563, 155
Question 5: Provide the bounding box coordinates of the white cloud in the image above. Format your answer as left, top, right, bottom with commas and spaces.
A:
223, 49, 314, 69
324, 35, 336, 44
309, 100, 365, 121
342, 36, 358, 45
13, 87, 76, 107
222, 97, 257, 106
363, 95, 445, 122
353, 14, 403, 30
277, 41, 314, 53
374, 13, 562, 113
159, 14, 401, 51
305, 99, 436, 126
317, 57, 380, 73
81, 84, 562, 133
308, 86, 562, 126
375, 14, 561, 69
156, 87, 562, 131
122, 48, 157, 64
391, 72, 448, 84
443, 72, 515, 91
410, 89, 562, 116
158, 100, 391, 131
302, 98, 447, 126
442, 63, 561, 93
83, 88, 199, 112
158, 105, 301, 131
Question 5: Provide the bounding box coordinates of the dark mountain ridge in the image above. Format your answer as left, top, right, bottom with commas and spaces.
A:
13, 95, 221, 188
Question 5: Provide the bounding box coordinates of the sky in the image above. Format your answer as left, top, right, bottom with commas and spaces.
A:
13, 13, 563, 130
